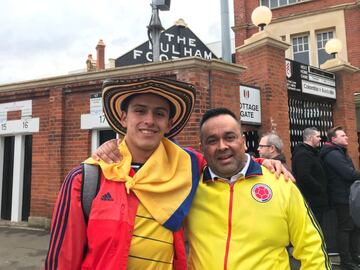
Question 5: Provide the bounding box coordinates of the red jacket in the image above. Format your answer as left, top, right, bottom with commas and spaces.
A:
45, 166, 187, 270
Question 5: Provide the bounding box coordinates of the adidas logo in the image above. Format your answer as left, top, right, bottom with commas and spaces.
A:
100, 192, 114, 201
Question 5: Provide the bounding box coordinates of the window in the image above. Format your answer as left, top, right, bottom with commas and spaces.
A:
317, 31, 335, 66
292, 35, 309, 65
261, 0, 305, 8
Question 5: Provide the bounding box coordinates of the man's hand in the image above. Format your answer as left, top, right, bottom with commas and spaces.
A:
261, 159, 295, 182
91, 139, 122, 163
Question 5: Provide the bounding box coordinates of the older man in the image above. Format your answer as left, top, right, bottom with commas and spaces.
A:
258, 132, 289, 170
186, 108, 330, 269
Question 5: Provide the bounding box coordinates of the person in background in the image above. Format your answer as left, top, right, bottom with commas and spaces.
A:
292, 127, 329, 227
320, 126, 360, 270
258, 132, 290, 170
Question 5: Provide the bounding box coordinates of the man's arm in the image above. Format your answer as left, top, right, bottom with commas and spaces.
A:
292, 152, 322, 193
92, 140, 295, 181
45, 166, 87, 270
324, 150, 360, 182
260, 158, 295, 182
287, 183, 331, 269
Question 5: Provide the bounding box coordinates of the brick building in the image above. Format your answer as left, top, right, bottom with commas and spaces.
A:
0, 57, 244, 227
0, 0, 359, 229
234, 0, 360, 164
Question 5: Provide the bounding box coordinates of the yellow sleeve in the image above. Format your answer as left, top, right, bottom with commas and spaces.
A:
287, 183, 332, 269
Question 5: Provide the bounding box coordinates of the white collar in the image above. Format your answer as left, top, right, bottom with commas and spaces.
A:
209, 153, 250, 183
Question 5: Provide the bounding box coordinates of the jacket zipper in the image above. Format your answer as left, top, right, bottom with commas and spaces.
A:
223, 183, 234, 270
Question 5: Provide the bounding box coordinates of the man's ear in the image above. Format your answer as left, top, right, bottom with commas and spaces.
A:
119, 111, 128, 128
270, 145, 276, 153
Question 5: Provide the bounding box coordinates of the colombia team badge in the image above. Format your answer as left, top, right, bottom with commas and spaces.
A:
251, 184, 272, 203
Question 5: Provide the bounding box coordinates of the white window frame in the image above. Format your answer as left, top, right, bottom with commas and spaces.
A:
292, 34, 310, 64
316, 30, 335, 66
260, 0, 305, 9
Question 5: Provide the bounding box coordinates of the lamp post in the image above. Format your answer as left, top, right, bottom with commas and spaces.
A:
220, 0, 232, 63
251, 6, 272, 31
325, 38, 342, 58
147, 0, 171, 62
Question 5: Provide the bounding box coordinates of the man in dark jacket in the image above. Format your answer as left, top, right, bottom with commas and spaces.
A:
292, 127, 328, 227
320, 126, 360, 270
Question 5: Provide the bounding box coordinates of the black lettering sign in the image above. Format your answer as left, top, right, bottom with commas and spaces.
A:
286, 58, 335, 98
115, 25, 218, 67
99, 115, 106, 123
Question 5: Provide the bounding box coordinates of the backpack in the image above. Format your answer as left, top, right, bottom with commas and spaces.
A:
81, 163, 101, 222
350, 180, 360, 227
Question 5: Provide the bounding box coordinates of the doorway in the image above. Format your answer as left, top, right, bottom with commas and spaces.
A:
0, 135, 32, 221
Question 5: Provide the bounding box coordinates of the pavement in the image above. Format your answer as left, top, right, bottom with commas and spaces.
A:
0, 225, 49, 270
0, 224, 343, 270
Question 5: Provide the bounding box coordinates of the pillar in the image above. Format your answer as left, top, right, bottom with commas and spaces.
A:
236, 31, 292, 163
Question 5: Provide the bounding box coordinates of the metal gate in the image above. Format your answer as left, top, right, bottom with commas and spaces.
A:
288, 91, 337, 253
243, 130, 259, 157
288, 92, 334, 153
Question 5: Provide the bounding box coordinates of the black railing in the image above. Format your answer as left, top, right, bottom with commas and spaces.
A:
288, 92, 334, 153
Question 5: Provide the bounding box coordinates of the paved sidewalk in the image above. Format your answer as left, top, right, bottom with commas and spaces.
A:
0, 224, 342, 270
0, 225, 49, 270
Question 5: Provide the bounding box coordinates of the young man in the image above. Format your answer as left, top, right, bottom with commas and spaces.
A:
186, 108, 330, 269
45, 77, 202, 270
320, 126, 360, 269
292, 127, 328, 226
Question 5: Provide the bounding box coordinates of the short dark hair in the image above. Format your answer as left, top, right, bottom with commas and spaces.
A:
121, 93, 176, 118
200, 108, 238, 129
327, 126, 344, 142
303, 127, 319, 141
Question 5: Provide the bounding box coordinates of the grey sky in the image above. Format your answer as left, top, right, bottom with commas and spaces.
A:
0, 0, 234, 84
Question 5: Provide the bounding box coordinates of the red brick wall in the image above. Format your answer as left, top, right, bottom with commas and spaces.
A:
238, 44, 291, 164
332, 70, 359, 168
0, 64, 242, 219
344, 5, 360, 93
267, 0, 352, 18
7, 110, 21, 120
176, 68, 242, 150
32, 93, 51, 217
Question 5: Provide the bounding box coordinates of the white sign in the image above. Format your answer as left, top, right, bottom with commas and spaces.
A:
0, 100, 32, 122
82, 94, 110, 129
239, 85, 261, 125
0, 118, 39, 135
308, 74, 336, 87
90, 94, 103, 115
81, 114, 110, 130
302, 80, 336, 99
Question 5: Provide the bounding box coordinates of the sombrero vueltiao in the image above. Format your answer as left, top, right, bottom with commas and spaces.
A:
102, 77, 196, 138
